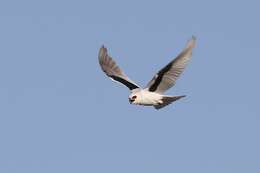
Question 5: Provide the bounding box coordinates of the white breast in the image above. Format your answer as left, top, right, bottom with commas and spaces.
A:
137, 90, 163, 106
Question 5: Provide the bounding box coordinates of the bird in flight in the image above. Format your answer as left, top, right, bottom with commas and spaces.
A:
98, 36, 196, 109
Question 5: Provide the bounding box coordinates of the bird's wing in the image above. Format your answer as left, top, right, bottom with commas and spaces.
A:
145, 36, 196, 93
98, 45, 140, 91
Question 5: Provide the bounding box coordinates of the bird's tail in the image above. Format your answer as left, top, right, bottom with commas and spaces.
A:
154, 95, 186, 110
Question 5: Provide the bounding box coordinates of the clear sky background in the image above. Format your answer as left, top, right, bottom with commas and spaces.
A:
0, 0, 259, 172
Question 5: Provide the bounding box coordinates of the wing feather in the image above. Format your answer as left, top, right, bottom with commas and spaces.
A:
146, 36, 196, 93
98, 46, 140, 90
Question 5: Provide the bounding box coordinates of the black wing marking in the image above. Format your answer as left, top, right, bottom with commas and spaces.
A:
109, 75, 139, 90
98, 45, 140, 91
146, 36, 196, 93
148, 62, 172, 92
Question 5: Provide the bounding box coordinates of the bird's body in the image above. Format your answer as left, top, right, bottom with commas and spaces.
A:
129, 89, 186, 109
98, 36, 196, 109
129, 89, 163, 106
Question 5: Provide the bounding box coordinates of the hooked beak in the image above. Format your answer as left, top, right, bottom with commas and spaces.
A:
129, 98, 134, 104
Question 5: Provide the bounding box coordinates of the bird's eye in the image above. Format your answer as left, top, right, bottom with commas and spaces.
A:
132, 96, 137, 99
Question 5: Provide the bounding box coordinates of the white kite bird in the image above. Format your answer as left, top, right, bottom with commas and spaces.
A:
98, 36, 196, 109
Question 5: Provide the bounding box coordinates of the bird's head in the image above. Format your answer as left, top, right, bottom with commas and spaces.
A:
129, 93, 141, 104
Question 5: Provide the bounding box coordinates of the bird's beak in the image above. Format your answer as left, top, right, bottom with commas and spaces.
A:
129, 98, 134, 104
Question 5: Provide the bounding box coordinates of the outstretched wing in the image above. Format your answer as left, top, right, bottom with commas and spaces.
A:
98, 46, 140, 91
146, 36, 196, 93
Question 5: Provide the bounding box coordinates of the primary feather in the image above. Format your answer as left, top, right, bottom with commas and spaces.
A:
146, 36, 196, 93
98, 46, 140, 90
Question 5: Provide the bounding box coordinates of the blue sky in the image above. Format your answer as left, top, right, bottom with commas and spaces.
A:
0, 0, 259, 172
